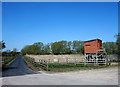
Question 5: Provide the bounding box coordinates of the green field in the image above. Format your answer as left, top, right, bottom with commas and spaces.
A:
47, 63, 109, 72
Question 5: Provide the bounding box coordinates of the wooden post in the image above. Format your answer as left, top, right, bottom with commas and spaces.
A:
84, 54, 86, 65
74, 58, 76, 65
96, 53, 98, 65
48, 59, 50, 63
94, 55, 96, 65
66, 58, 68, 64
58, 58, 59, 64
105, 54, 107, 66
47, 61, 48, 71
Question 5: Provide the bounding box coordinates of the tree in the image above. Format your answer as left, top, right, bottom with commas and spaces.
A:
66, 41, 72, 54
72, 40, 84, 54
51, 41, 69, 55
103, 42, 117, 54
114, 33, 120, 54
0, 40, 6, 50
51, 42, 60, 55
13, 48, 17, 52
44, 43, 50, 54
21, 40, 86, 55
34, 42, 44, 54
21, 42, 45, 55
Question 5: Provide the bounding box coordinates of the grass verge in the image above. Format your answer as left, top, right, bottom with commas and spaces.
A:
23, 57, 40, 71
47, 63, 110, 72
6, 57, 16, 65
2, 57, 17, 71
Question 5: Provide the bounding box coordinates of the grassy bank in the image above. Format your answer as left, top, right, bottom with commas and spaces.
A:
6, 57, 16, 65
23, 57, 40, 70
2, 56, 17, 70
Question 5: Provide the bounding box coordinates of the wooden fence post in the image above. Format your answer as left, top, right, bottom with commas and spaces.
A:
58, 58, 59, 63
47, 61, 48, 71
75, 58, 76, 65
66, 58, 68, 64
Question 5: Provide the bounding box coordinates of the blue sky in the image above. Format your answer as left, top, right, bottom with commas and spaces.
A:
2, 2, 118, 52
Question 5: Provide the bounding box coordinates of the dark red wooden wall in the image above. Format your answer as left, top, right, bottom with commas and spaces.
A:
84, 39, 102, 54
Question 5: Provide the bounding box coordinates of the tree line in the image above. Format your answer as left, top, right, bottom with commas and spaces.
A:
21, 40, 84, 55
21, 40, 118, 55
102, 42, 118, 54
0, 41, 20, 56
2, 48, 20, 56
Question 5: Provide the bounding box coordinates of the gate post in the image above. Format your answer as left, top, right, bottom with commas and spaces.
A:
96, 53, 98, 65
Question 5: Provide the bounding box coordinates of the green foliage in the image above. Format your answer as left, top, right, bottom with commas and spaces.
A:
44, 43, 50, 54
6, 57, 16, 65
2, 51, 20, 56
13, 48, 17, 52
21, 40, 117, 55
72, 40, 84, 54
48, 63, 108, 72
102, 42, 118, 54
115, 33, 120, 55
0, 40, 6, 50
24, 57, 33, 64
21, 42, 47, 55
51, 41, 68, 54
51, 40, 84, 55
23, 57, 41, 68
48, 63, 84, 68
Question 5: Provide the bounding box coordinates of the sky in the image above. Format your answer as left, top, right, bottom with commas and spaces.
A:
2, 2, 118, 52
